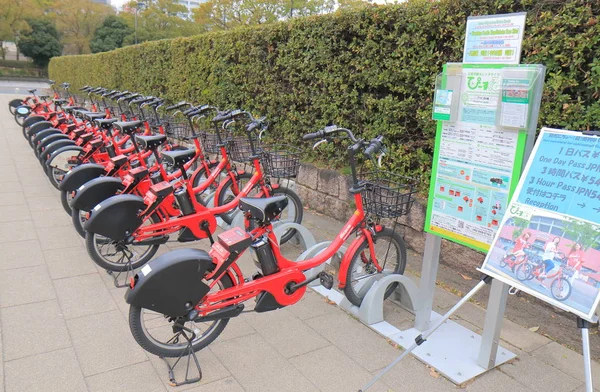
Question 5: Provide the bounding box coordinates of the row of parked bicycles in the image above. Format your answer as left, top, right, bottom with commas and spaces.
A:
8, 81, 416, 384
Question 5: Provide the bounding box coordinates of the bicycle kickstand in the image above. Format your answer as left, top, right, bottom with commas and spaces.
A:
160, 326, 203, 387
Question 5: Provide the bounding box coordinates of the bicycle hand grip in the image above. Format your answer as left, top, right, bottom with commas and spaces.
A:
166, 101, 188, 111
364, 136, 384, 158
302, 130, 323, 141
211, 110, 233, 122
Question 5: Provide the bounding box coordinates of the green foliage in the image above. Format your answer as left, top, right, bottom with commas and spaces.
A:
18, 18, 62, 67
49, 0, 600, 192
90, 15, 132, 53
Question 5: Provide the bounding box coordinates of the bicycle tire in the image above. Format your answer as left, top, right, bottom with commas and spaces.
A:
344, 227, 407, 307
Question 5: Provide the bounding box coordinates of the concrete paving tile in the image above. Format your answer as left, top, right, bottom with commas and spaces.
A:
376, 354, 459, 392
183, 377, 245, 392
67, 309, 148, 376
0, 220, 38, 243
44, 247, 98, 280
532, 341, 600, 387
21, 183, 55, 197
0, 191, 26, 207
0, 204, 32, 222
3, 347, 87, 392
148, 346, 231, 391
0, 181, 22, 193
0, 265, 55, 308
466, 369, 533, 392
290, 345, 392, 392
454, 302, 550, 353
86, 361, 165, 392
383, 300, 416, 331
32, 208, 72, 228
0, 170, 18, 182
287, 289, 337, 320
212, 333, 318, 392
244, 307, 330, 359
500, 348, 583, 392
0, 239, 44, 270
54, 274, 117, 319
306, 310, 401, 372
26, 195, 63, 212
499, 317, 552, 353
433, 285, 463, 311
216, 315, 256, 342
0, 331, 4, 392
1, 299, 70, 361
36, 225, 82, 250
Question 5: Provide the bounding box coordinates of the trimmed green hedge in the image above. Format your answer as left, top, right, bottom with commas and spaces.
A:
49, 0, 600, 190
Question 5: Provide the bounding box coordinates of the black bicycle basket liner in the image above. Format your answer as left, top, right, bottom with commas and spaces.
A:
262, 145, 301, 178
360, 171, 417, 219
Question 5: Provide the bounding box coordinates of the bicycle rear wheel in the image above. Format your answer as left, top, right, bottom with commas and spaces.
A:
343, 227, 406, 307
550, 277, 572, 301
515, 263, 532, 281
129, 274, 233, 357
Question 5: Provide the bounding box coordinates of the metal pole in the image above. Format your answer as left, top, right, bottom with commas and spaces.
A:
476, 279, 509, 368
134, 5, 138, 45
578, 317, 594, 392
414, 233, 442, 331
360, 278, 490, 392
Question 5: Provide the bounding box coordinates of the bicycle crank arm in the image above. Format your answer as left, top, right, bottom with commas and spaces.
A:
286, 272, 334, 294
192, 304, 245, 322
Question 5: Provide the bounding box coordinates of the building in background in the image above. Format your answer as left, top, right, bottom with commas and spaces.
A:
176, 0, 201, 19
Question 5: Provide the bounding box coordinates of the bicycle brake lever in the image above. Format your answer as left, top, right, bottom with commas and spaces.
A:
258, 129, 266, 140
377, 152, 385, 168
313, 139, 328, 150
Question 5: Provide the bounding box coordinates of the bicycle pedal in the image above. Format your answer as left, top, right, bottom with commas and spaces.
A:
319, 272, 334, 290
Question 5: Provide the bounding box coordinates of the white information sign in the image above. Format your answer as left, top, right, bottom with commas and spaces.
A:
463, 12, 527, 65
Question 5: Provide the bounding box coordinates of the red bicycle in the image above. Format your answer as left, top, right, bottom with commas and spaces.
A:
515, 254, 573, 301
83, 111, 303, 272
125, 126, 415, 358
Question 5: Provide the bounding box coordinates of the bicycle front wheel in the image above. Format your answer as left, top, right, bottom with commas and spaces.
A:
551, 277, 572, 301
515, 263, 531, 281
344, 227, 407, 307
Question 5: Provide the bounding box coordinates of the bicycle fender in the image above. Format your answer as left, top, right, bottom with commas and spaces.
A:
83, 194, 146, 240
125, 248, 214, 317
71, 177, 124, 211
34, 129, 63, 147
9, 98, 24, 109
45, 146, 84, 172
36, 134, 70, 155
26, 121, 53, 137
21, 115, 45, 129
59, 163, 106, 191
41, 140, 77, 163
337, 235, 367, 290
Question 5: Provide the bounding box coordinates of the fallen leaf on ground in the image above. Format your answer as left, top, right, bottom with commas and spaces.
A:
429, 368, 441, 378
529, 326, 540, 332
324, 298, 336, 305
459, 273, 473, 281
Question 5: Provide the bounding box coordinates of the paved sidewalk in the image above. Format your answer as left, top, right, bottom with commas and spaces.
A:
0, 92, 598, 392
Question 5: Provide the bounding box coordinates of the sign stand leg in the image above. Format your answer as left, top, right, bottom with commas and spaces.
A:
414, 233, 442, 331
578, 317, 594, 392
477, 279, 510, 368
359, 276, 492, 392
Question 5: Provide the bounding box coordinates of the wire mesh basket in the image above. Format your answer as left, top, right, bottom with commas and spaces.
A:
262, 145, 301, 178
141, 106, 160, 126
162, 115, 193, 141
200, 131, 222, 154
360, 171, 417, 219
228, 134, 263, 162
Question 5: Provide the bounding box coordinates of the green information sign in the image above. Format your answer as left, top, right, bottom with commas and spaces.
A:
425, 63, 545, 252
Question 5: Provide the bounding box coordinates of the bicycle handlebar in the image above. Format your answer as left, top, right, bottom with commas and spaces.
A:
302, 125, 357, 142
165, 101, 191, 111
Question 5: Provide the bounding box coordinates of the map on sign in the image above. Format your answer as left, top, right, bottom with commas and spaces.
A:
481, 128, 600, 321
463, 12, 527, 65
